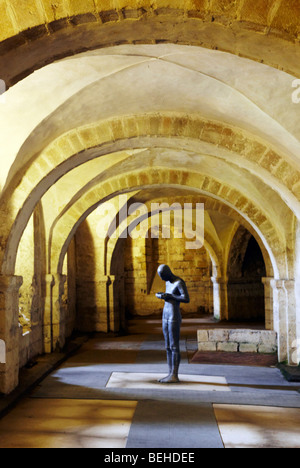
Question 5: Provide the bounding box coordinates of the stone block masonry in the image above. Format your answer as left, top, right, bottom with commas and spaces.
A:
124, 231, 212, 317
197, 329, 277, 354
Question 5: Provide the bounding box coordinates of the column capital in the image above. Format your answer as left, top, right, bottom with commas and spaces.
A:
262, 277, 273, 285
94, 275, 116, 285
211, 276, 228, 285
52, 273, 67, 285
270, 278, 295, 290
45, 274, 54, 286
0, 275, 23, 292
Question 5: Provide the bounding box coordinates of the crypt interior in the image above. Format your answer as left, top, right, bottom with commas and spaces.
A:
0, 0, 300, 449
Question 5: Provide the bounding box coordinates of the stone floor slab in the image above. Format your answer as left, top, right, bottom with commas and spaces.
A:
106, 372, 230, 392
214, 404, 300, 448
1, 318, 300, 448
0, 398, 137, 449
127, 400, 224, 448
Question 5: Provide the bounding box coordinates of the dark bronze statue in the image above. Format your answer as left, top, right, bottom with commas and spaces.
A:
156, 265, 190, 383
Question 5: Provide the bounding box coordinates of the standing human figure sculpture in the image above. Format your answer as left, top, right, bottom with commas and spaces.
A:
156, 265, 190, 383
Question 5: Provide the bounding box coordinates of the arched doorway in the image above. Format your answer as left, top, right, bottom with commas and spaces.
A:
123, 225, 213, 320
227, 226, 267, 323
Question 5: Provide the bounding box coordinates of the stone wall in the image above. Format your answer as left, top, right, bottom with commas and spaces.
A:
197, 329, 277, 354
227, 280, 265, 321
75, 220, 109, 332
124, 234, 213, 317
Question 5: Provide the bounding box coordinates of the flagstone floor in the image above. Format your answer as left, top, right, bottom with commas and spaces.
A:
0, 316, 300, 448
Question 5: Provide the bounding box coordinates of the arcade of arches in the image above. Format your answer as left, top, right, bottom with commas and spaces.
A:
0, 0, 300, 395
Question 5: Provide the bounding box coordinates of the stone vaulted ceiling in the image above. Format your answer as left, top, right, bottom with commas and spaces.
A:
1, 0, 300, 394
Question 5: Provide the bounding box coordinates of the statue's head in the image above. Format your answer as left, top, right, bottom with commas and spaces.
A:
157, 264, 173, 282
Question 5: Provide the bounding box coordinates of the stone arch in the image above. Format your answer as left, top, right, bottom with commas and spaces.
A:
1, 2, 300, 88
107, 203, 223, 322
65, 189, 275, 325
51, 179, 281, 334
48, 168, 283, 279
109, 208, 223, 273
121, 215, 215, 317
42, 165, 294, 364
104, 195, 223, 276
0, 115, 296, 393
1, 113, 297, 278
45, 166, 285, 339
104, 193, 276, 278
4, 113, 300, 210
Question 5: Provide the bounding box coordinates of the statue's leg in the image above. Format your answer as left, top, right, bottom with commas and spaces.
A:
159, 320, 173, 383
159, 320, 181, 384
171, 349, 181, 382
169, 320, 181, 383
167, 348, 172, 374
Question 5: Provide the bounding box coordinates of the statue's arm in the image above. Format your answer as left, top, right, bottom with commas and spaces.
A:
165, 281, 190, 304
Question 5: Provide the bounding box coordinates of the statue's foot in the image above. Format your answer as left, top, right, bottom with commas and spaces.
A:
158, 374, 180, 384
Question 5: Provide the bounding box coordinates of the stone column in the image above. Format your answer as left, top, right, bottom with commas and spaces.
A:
52, 274, 67, 351
270, 279, 296, 364
95, 275, 111, 333
76, 276, 110, 332
117, 275, 126, 331
208, 278, 214, 315
201, 277, 212, 315
108, 275, 118, 333
271, 279, 287, 362
43, 274, 67, 353
96, 275, 125, 333
262, 277, 274, 330
43, 274, 54, 353
0, 275, 23, 394
107, 275, 126, 333
284, 280, 296, 366
211, 276, 228, 321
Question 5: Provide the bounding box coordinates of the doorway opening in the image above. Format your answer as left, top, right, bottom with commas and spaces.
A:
227, 227, 266, 323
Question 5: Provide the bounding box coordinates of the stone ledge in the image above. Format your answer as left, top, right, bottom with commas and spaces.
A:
197, 328, 277, 354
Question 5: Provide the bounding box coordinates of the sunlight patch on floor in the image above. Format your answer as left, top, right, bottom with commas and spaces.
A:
0, 399, 137, 449
214, 404, 300, 448
106, 372, 230, 392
